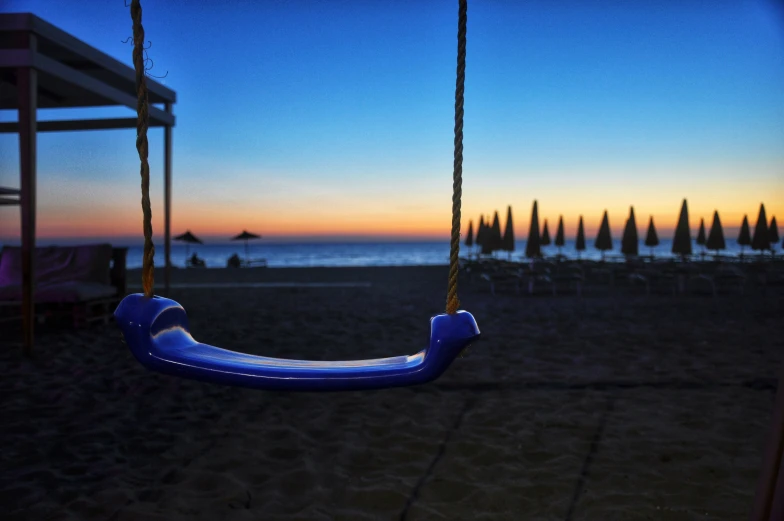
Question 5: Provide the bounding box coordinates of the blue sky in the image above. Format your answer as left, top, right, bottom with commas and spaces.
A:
1, 0, 782, 242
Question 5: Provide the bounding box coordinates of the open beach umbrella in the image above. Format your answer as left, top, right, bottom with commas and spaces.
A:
502, 206, 515, 259
174, 230, 203, 259
738, 215, 751, 257
594, 210, 613, 261
705, 210, 726, 256
575, 216, 586, 259
555, 215, 565, 255
525, 200, 541, 259
645, 216, 659, 257
231, 230, 261, 263
770, 216, 779, 253
671, 199, 692, 259
621, 206, 639, 257
751, 203, 770, 255
541, 219, 551, 247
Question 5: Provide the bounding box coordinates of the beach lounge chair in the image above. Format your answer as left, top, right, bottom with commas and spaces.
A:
552, 263, 584, 296
0, 244, 126, 329
242, 258, 268, 267
713, 264, 746, 295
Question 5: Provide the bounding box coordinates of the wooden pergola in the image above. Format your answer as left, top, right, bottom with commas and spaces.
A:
0, 12, 176, 353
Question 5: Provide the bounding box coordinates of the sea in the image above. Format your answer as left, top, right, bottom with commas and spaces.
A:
0, 239, 766, 269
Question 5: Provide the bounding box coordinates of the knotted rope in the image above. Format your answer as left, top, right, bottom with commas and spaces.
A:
446, 0, 467, 315
131, 0, 155, 298
130, 0, 467, 309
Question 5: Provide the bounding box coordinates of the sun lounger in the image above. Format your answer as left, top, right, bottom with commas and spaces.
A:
0, 244, 126, 328
241, 258, 268, 267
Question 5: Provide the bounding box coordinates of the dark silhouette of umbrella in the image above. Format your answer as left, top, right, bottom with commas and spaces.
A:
695, 217, 707, 260
621, 206, 638, 257
770, 216, 779, 253
490, 211, 503, 255
465, 220, 474, 248
738, 215, 751, 257
541, 219, 551, 247
706, 210, 726, 255
480, 215, 494, 255
231, 230, 262, 263
671, 199, 692, 259
555, 215, 565, 255
525, 201, 541, 259
476, 216, 485, 249
751, 203, 770, 254
174, 230, 203, 258
594, 210, 613, 261
575, 216, 586, 259
645, 216, 659, 257
502, 206, 515, 259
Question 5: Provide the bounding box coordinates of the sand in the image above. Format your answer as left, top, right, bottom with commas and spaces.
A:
1, 265, 782, 520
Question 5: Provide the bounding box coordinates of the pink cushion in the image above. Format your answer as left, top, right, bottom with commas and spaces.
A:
0, 244, 112, 287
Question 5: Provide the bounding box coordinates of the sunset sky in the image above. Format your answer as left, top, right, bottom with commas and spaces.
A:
1, 0, 783, 244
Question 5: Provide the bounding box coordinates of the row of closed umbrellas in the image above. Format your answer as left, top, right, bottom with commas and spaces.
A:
465, 200, 780, 259
173, 230, 261, 262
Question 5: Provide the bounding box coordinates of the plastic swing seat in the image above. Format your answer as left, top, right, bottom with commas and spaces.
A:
115, 294, 481, 392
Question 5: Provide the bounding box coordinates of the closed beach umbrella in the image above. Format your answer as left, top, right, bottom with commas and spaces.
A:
541, 219, 551, 246
555, 215, 565, 255
480, 216, 493, 255
476, 216, 485, 249
525, 200, 541, 259
576, 216, 586, 259
502, 206, 515, 259
738, 215, 751, 256
464, 220, 474, 255
490, 211, 503, 255
594, 210, 613, 261
174, 230, 203, 259
621, 206, 639, 257
705, 210, 726, 255
770, 216, 779, 253
696, 218, 706, 246
751, 203, 770, 254
671, 199, 692, 259
231, 230, 261, 263
645, 216, 659, 257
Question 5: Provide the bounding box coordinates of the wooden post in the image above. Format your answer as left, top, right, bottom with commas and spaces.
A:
17, 34, 38, 356
164, 102, 172, 297
750, 364, 784, 521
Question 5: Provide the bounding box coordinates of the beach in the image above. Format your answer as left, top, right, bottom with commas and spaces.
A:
1, 264, 782, 520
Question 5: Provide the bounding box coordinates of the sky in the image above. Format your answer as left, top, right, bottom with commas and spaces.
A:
1, 0, 783, 244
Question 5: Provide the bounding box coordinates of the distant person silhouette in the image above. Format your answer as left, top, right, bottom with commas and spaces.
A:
227, 253, 241, 268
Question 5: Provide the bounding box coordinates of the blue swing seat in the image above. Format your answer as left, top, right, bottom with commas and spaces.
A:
115, 294, 480, 391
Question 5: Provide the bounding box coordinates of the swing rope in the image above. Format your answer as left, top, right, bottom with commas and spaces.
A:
447, 0, 467, 316
130, 0, 467, 313
131, 0, 155, 299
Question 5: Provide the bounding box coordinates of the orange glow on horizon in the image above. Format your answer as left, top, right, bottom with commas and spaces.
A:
2, 198, 780, 242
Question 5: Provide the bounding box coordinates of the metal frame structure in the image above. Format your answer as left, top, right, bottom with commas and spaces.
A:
0, 13, 176, 354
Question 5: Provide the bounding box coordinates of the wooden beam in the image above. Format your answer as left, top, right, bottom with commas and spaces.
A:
163, 102, 173, 297
0, 50, 175, 127
0, 117, 173, 133
0, 187, 21, 195
0, 197, 21, 206
17, 38, 37, 357
0, 13, 176, 103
